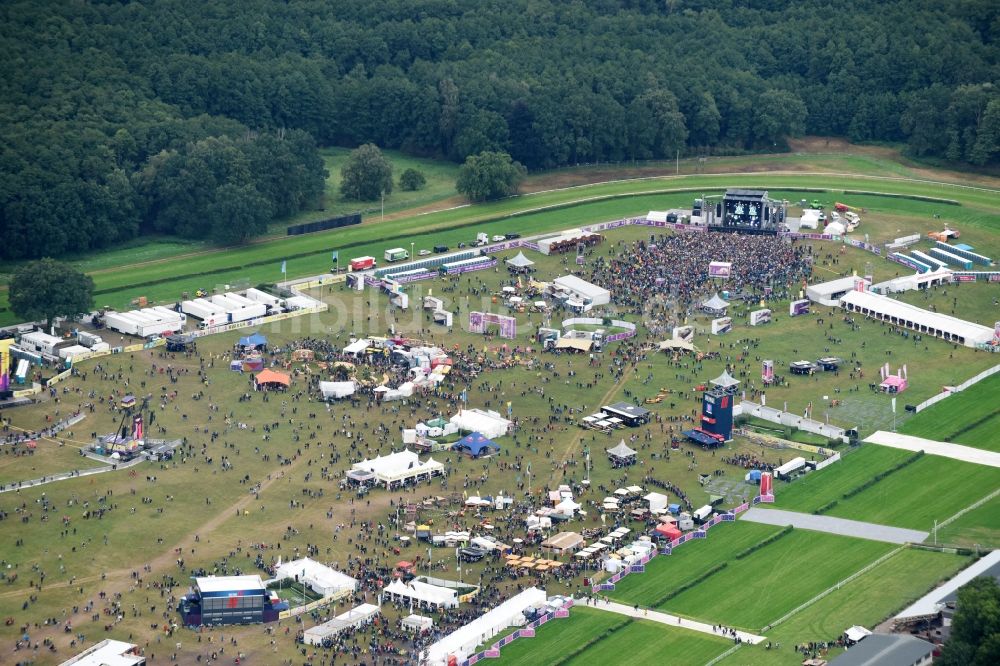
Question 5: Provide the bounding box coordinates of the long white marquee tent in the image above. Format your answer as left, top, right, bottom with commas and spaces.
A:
840, 290, 994, 347
425, 587, 548, 665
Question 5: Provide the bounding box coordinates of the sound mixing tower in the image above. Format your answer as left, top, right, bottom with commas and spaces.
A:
701, 372, 740, 442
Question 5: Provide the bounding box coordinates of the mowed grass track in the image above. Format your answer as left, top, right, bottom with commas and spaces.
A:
561, 619, 730, 666
491, 606, 627, 665
608, 521, 782, 607
773, 446, 911, 513
661, 530, 892, 630
828, 456, 1000, 531
935, 495, 1000, 547
716, 548, 973, 666
1, 169, 994, 325
900, 372, 1000, 452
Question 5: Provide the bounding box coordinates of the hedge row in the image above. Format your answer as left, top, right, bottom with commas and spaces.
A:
650, 562, 729, 608
546, 617, 633, 666
841, 451, 925, 500
734, 526, 794, 559
814, 500, 839, 515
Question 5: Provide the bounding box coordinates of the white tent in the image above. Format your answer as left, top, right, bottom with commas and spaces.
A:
710, 370, 740, 389
643, 492, 668, 513
425, 587, 547, 665
343, 339, 370, 356
552, 275, 610, 308
555, 498, 581, 516
319, 381, 356, 400
274, 558, 357, 598
701, 293, 729, 312
505, 252, 535, 269
825, 221, 846, 236
382, 578, 458, 609
348, 450, 445, 488
402, 614, 434, 632
799, 209, 821, 230
303, 604, 380, 645
606, 440, 637, 458
450, 408, 511, 439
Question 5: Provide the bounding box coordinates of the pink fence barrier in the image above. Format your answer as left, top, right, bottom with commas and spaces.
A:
462, 598, 576, 665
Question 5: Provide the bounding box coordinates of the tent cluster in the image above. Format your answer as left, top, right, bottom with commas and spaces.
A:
346, 449, 445, 489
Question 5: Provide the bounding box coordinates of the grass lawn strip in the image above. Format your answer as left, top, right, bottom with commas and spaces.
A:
559, 619, 731, 666
607, 521, 782, 607
713, 548, 972, 666
827, 456, 1000, 530
489, 605, 629, 665
900, 371, 1000, 451
660, 531, 893, 630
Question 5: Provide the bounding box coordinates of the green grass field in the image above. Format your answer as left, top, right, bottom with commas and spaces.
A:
934, 495, 1000, 547
491, 606, 628, 665
661, 530, 893, 630
608, 521, 782, 607
773, 446, 914, 513
827, 456, 1000, 531
273, 147, 462, 231
1, 149, 999, 665
899, 371, 1000, 451
716, 547, 972, 665
560, 618, 731, 666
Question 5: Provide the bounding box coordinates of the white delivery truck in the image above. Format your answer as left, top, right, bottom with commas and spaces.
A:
692, 505, 714, 524
384, 247, 409, 262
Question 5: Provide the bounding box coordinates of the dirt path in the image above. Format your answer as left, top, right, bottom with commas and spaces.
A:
550, 370, 633, 480
0, 451, 310, 603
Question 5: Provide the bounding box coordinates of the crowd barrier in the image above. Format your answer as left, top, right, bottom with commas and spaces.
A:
462, 598, 575, 665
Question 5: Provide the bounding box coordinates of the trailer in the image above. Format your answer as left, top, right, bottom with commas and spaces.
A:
149, 306, 187, 326
210, 295, 266, 323
181, 299, 230, 326
104, 311, 145, 336
350, 256, 377, 271
692, 505, 713, 523
244, 288, 283, 309
18, 330, 66, 356
384, 248, 409, 263
106, 311, 180, 338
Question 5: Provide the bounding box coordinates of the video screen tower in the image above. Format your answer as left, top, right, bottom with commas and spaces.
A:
705, 189, 785, 235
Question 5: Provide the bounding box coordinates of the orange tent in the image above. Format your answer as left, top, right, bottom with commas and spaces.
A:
254, 369, 290, 388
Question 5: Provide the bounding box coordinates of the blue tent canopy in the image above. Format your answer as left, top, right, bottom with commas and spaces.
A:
746, 469, 763, 483
238, 332, 268, 348
452, 432, 501, 457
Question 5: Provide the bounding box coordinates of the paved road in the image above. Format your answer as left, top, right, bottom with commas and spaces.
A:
864, 431, 1000, 468
741, 508, 929, 544
583, 599, 766, 645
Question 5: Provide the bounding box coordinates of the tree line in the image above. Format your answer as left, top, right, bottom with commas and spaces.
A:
1, 0, 997, 259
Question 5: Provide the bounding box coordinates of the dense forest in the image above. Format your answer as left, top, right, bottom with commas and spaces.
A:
2, 0, 998, 259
